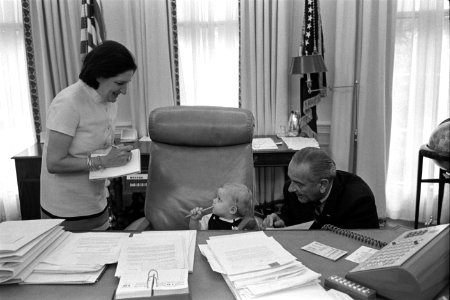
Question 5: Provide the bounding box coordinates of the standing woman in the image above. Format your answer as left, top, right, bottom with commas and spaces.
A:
40, 41, 137, 231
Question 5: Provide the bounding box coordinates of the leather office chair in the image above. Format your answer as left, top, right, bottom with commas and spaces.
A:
127, 106, 256, 230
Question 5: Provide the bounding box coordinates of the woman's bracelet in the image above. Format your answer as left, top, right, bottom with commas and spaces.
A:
87, 154, 104, 171
94, 156, 104, 170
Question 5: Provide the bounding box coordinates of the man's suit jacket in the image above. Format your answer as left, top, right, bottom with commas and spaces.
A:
279, 170, 380, 229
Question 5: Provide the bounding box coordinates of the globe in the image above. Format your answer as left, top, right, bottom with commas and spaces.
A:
427, 119, 450, 170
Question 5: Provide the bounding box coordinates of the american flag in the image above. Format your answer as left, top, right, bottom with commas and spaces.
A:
80, 0, 106, 62
299, 0, 326, 138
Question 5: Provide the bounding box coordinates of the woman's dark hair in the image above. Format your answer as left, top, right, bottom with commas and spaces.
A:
79, 40, 137, 89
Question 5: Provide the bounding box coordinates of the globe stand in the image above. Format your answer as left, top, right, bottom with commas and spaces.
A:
414, 144, 450, 229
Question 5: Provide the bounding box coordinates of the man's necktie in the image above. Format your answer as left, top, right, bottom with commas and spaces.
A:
314, 205, 321, 222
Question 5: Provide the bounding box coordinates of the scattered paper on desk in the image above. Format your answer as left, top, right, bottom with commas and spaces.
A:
116, 234, 187, 278
301, 241, 347, 261
252, 138, 279, 150
40, 232, 129, 267
200, 231, 331, 300
198, 244, 224, 273
345, 246, 378, 264
140, 230, 196, 273
0, 219, 64, 252
327, 288, 354, 300
206, 232, 296, 275
265, 221, 314, 231
23, 266, 106, 284
281, 137, 319, 150
237, 261, 321, 296
2, 228, 68, 284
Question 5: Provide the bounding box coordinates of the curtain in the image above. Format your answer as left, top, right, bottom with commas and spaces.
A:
386, 0, 449, 223
109, 0, 178, 136
176, 0, 239, 107
0, 0, 36, 220
29, 0, 80, 142
330, 0, 396, 219
329, 1, 358, 173
240, 0, 295, 205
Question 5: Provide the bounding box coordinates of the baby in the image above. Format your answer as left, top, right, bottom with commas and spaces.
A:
189, 183, 254, 230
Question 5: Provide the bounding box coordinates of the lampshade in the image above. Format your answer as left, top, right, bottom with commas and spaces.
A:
290, 54, 327, 75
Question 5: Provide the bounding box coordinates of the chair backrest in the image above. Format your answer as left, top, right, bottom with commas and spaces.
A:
144, 106, 255, 230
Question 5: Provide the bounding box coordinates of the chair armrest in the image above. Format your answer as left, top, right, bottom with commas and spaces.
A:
125, 217, 151, 231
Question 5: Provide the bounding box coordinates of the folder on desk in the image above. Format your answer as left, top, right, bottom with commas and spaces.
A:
115, 269, 189, 300
114, 231, 195, 299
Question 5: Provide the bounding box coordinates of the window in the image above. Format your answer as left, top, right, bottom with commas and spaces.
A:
176, 0, 239, 107
0, 0, 35, 220
386, 0, 449, 220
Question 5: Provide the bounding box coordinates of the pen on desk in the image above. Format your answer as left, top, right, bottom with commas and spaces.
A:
185, 206, 214, 218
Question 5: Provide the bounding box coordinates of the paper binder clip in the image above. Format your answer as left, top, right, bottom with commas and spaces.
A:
147, 269, 159, 296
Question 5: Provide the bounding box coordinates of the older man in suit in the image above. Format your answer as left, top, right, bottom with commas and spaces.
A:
263, 147, 379, 230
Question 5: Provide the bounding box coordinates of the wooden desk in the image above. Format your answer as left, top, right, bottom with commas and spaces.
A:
12, 137, 296, 220
12, 144, 42, 220
0, 228, 416, 300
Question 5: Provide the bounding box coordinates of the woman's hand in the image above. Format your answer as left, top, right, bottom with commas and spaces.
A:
101, 145, 134, 168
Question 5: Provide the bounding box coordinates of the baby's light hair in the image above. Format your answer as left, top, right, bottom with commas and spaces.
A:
221, 183, 253, 217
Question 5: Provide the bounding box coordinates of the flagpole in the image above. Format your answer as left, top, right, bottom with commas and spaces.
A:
349, 0, 363, 174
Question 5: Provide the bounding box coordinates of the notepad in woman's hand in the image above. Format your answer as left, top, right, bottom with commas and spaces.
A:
89, 149, 141, 180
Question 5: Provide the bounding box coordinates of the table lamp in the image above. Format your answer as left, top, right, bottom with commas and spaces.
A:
290, 54, 327, 93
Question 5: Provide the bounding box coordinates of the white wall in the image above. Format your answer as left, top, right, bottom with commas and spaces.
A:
102, 0, 337, 128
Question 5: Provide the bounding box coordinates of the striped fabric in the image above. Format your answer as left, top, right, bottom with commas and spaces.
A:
80, 0, 106, 62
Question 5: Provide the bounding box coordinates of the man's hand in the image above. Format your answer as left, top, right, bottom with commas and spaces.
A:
262, 213, 285, 229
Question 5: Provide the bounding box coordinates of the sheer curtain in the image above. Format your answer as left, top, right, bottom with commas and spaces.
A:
240, 0, 294, 204
330, 0, 396, 219
386, 0, 449, 223
109, 0, 178, 137
29, 0, 80, 142
177, 0, 239, 107
0, 0, 36, 221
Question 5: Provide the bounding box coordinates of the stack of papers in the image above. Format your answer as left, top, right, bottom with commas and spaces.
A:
281, 137, 319, 150
252, 138, 279, 150
0, 219, 66, 284
24, 231, 130, 284
114, 231, 196, 299
199, 231, 333, 299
